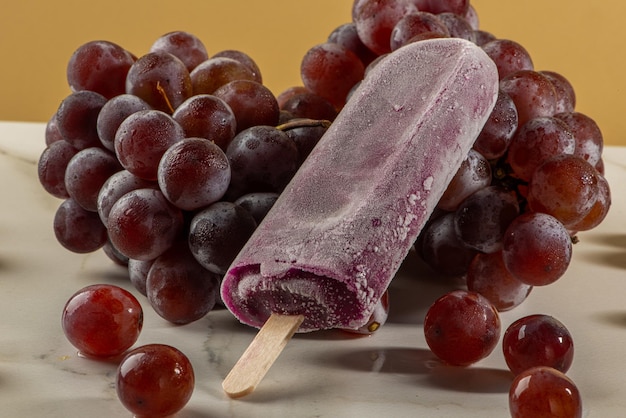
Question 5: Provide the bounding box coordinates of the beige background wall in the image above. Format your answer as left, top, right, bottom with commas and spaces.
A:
0, 1, 621, 145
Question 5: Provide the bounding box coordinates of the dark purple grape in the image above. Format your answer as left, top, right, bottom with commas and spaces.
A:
128, 258, 154, 296
114, 109, 185, 181
38, 140, 79, 198
280, 92, 338, 122
56, 90, 107, 150
64, 147, 122, 212
96, 94, 151, 152
107, 188, 184, 261
419, 211, 477, 276
54, 198, 108, 253
327, 22, 378, 66
97, 170, 157, 225
437, 149, 491, 212
234, 192, 280, 224
157, 137, 231, 211
434, 12, 475, 42
188, 201, 257, 275
225, 125, 299, 199
45, 113, 64, 145
146, 243, 220, 325
454, 186, 520, 253
283, 119, 329, 164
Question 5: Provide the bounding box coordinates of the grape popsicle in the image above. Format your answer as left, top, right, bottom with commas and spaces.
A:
221, 38, 498, 396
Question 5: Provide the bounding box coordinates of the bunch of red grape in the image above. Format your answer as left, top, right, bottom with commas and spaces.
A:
40, 0, 604, 415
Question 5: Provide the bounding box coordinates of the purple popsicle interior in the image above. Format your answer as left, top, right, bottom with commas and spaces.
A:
221, 39, 499, 332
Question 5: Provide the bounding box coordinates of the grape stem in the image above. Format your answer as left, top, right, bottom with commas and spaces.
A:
276, 118, 332, 132
156, 81, 175, 114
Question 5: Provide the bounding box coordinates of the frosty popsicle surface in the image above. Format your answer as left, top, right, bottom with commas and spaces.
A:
221, 38, 499, 332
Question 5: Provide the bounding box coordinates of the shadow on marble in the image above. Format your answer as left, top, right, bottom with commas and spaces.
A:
591, 310, 626, 328
580, 248, 626, 271
427, 365, 513, 394
583, 232, 626, 249
313, 347, 437, 375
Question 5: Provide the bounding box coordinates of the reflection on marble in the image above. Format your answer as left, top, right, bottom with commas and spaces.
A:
1, 122, 626, 417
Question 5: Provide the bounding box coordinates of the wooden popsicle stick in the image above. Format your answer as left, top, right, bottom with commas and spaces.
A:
222, 313, 304, 398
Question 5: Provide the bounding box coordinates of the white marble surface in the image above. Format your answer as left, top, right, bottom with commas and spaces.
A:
1, 121, 625, 417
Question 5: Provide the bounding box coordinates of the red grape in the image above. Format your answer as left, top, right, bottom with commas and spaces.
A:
466, 251, 532, 312
481, 39, 534, 79
527, 154, 599, 228
212, 49, 263, 83
502, 212, 572, 286
213, 79, 280, 132
352, 0, 419, 55
300, 42, 365, 109
500, 70, 558, 128
503, 314, 574, 376
507, 116, 576, 182
555, 111, 604, 167
280, 91, 338, 122
389, 12, 450, 51
172, 94, 237, 151
150, 30, 208, 72
66, 40, 135, 99
509, 366, 582, 418
62, 284, 143, 358
116, 344, 194, 418
424, 290, 501, 366
436, 12, 475, 42
569, 172, 611, 232
541, 71, 576, 114
473, 89, 518, 160
125, 51, 192, 113
190, 57, 258, 95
